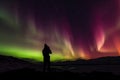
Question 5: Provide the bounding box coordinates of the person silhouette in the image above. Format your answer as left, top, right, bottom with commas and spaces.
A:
42, 43, 52, 72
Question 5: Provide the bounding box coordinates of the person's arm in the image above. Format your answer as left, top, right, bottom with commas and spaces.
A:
49, 48, 52, 54
50, 50, 52, 54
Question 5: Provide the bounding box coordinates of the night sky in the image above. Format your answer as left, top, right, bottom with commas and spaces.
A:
0, 0, 120, 61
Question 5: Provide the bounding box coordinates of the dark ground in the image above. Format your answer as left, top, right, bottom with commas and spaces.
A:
0, 68, 120, 80
0, 55, 120, 80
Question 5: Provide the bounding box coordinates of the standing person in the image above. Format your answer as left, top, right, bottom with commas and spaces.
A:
42, 43, 52, 72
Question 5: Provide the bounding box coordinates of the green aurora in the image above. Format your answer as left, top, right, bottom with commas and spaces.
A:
0, 45, 66, 62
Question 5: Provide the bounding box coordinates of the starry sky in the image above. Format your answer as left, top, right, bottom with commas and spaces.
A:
0, 0, 120, 61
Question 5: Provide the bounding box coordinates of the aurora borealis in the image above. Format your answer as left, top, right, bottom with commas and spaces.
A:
0, 0, 120, 61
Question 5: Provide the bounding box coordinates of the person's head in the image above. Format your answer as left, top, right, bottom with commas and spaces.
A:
44, 43, 48, 48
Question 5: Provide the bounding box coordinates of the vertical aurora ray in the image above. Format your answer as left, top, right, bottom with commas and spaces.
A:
78, 48, 90, 60
94, 26, 105, 52
92, 7, 105, 52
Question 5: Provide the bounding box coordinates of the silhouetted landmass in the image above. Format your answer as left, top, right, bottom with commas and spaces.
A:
0, 55, 120, 79
0, 68, 120, 80
52, 56, 120, 65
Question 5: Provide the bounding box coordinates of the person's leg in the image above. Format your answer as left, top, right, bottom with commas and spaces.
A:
47, 56, 50, 72
43, 57, 47, 72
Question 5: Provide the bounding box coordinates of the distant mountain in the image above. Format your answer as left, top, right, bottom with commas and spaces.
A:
0, 54, 31, 64
52, 56, 120, 65
88, 56, 120, 65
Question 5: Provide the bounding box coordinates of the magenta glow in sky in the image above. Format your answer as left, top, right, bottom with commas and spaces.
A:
0, 0, 120, 60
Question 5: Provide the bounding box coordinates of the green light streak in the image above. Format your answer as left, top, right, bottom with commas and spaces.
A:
0, 45, 65, 62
